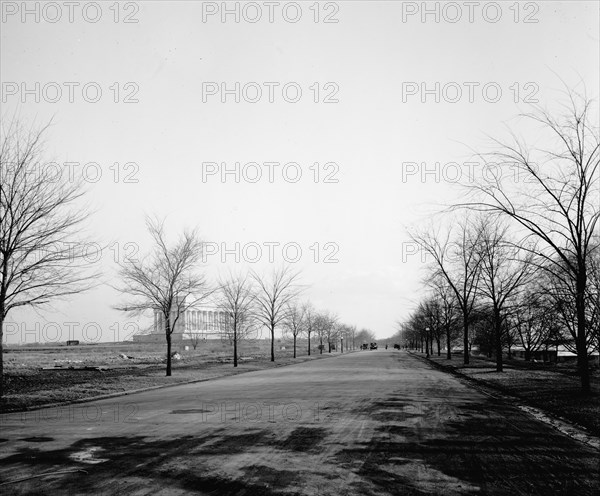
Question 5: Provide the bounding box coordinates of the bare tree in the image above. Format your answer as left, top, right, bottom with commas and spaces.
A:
410, 216, 483, 364
324, 313, 339, 353
510, 291, 555, 361
283, 301, 306, 358
302, 301, 316, 356
348, 324, 357, 350
401, 317, 420, 351
412, 301, 430, 356
470, 303, 495, 357
474, 220, 534, 371
588, 241, 600, 355
251, 266, 302, 362
429, 276, 460, 359
313, 311, 331, 354
542, 251, 599, 359
464, 92, 599, 392
426, 299, 444, 356
115, 217, 211, 376
415, 298, 442, 357
218, 271, 256, 367
0, 118, 97, 396
188, 331, 203, 350
393, 321, 408, 349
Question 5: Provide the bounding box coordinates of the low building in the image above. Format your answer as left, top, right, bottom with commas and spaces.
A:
511, 345, 599, 364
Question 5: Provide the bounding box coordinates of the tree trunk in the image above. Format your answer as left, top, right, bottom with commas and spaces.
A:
328, 341, 331, 353
233, 326, 238, 367
270, 324, 275, 362
0, 312, 4, 397
495, 308, 503, 372
425, 334, 430, 358
293, 334, 297, 358
308, 332, 311, 356
166, 319, 172, 376
436, 337, 441, 356
446, 325, 452, 360
463, 311, 470, 365
576, 272, 590, 393
524, 348, 531, 361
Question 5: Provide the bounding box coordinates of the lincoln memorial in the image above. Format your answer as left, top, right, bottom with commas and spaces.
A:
133, 304, 230, 343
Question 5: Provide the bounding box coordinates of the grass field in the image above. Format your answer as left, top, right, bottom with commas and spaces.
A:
417, 351, 600, 437
1, 338, 342, 412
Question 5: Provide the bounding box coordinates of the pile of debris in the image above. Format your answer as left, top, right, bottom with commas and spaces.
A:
42, 361, 108, 372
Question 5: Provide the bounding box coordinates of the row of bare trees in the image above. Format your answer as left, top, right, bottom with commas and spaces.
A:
409, 217, 538, 371
403, 91, 599, 393
281, 303, 375, 357
400, 247, 596, 363
114, 218, 368, 374
219, 288, 376, 366
0, 117, 370, 395
115, 226, 373, 374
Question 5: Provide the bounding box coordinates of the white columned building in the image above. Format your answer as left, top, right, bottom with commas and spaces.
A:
134, 300, 230, 343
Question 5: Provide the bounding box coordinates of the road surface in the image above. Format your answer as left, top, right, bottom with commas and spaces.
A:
0, 351, 598, 495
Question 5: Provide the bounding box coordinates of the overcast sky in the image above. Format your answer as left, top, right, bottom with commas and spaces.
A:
1, 1, 599, 344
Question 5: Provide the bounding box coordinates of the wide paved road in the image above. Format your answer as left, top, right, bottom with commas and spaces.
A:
0, 351, 598, 495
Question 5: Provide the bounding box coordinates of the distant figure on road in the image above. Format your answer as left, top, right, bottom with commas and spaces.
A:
385, 344, 388, 349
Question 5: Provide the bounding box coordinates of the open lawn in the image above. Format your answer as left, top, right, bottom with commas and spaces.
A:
1, 339, 342, 412
415, 351, 600, 437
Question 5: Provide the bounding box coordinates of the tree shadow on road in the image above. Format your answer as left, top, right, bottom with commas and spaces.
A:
338, 393, 599, 496
0, 431, 309, 495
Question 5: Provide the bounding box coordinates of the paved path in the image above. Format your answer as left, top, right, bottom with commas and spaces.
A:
0, 351, 598, 495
